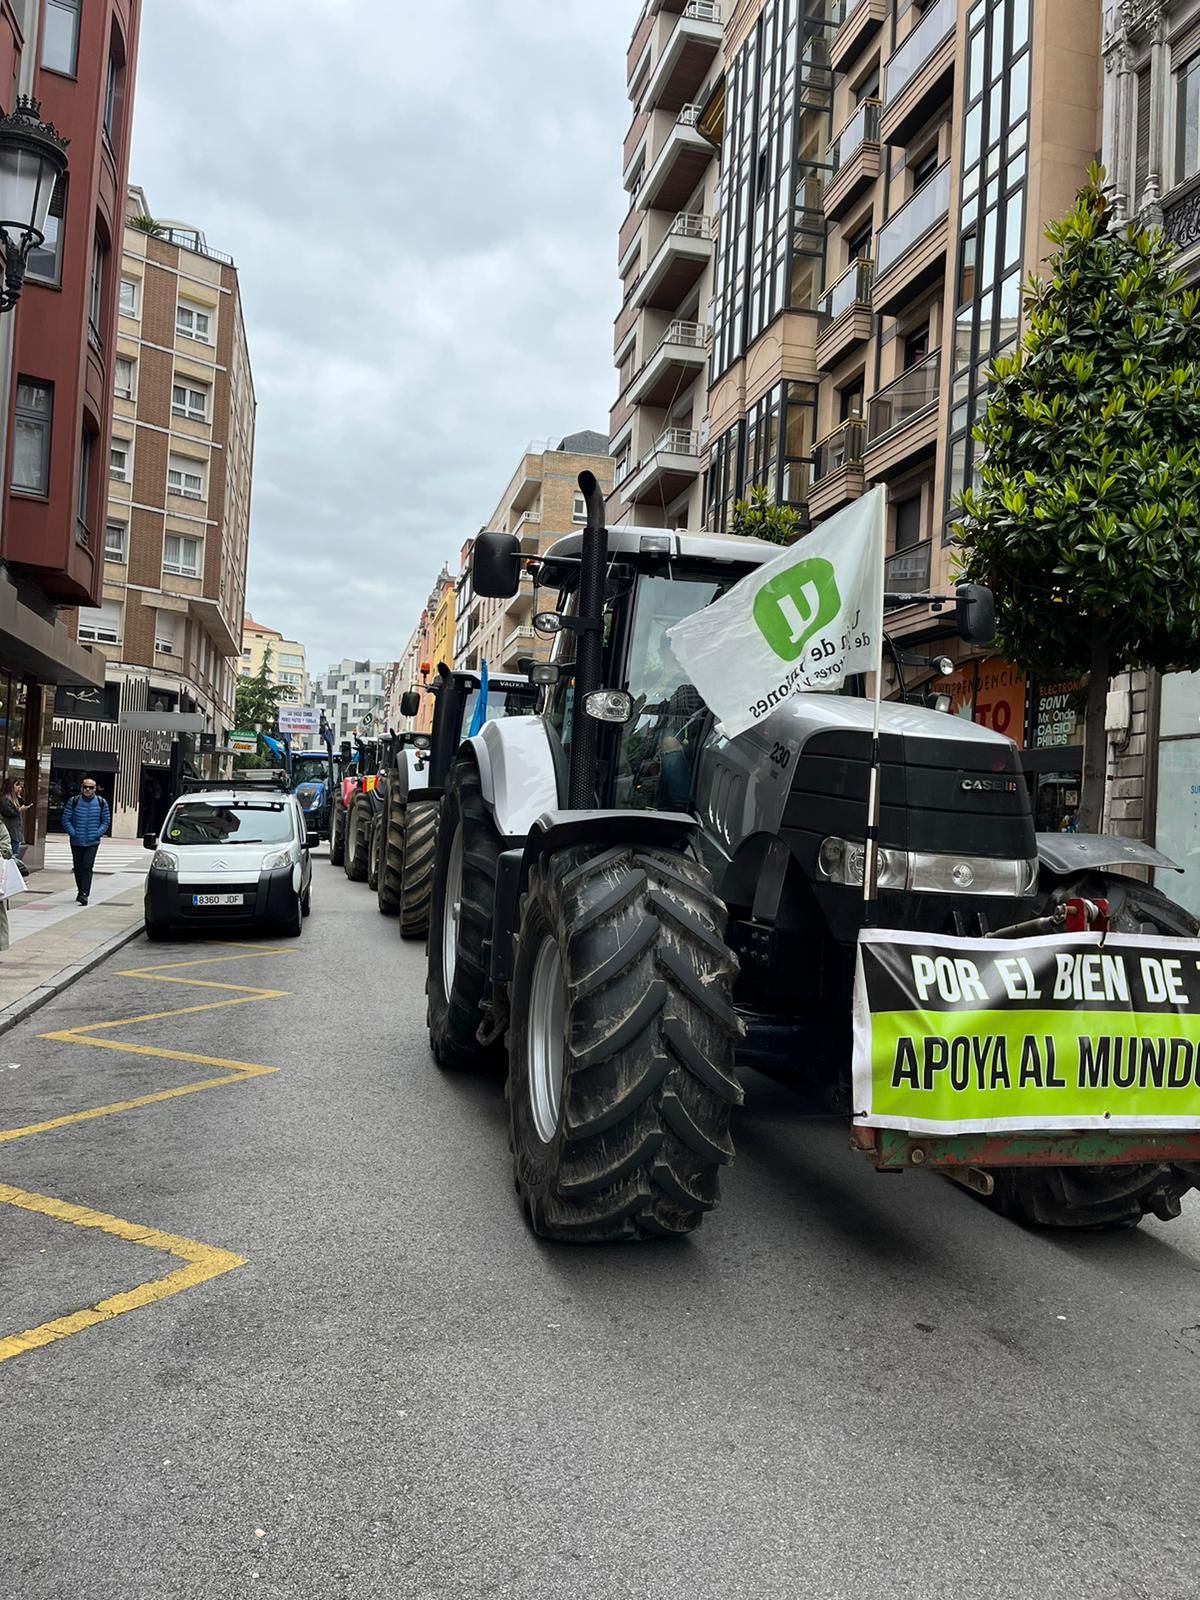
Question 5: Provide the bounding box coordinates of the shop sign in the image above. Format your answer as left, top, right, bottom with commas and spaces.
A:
141, 733, 171, 767
229, 731, 258, 754
1034, 679, 1086, 749
941, 659, 1027, 742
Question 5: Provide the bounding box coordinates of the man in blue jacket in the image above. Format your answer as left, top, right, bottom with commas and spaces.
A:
61, 776, 111, 905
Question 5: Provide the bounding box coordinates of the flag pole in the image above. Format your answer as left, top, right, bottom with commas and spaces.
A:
862, 488, 886, 927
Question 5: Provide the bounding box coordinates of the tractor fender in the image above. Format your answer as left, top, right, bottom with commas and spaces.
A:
396, 746, 430, 805
1037, 831, 1182, 878
466, 716, 558, 841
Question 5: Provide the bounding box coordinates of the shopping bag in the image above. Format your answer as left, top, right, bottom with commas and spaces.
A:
1, 856, 27, 898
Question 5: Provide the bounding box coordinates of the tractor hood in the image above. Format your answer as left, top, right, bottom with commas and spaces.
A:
293, 780, 327, 811
760, 691, 1012, 752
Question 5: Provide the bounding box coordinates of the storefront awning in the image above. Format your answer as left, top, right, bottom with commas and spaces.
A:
50, 748, 118, 771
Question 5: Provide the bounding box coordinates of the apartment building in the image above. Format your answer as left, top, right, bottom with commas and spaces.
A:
52, 185, 255, 834
312, 659, 390, 742
456, 432, 614, 673
241, 614, 308, 703
0, 0, 141, 864
1101, 0, 1200, 909
612, 0, 1100, 829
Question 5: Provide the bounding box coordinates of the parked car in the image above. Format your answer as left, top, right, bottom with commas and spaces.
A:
143, 782, 314, 940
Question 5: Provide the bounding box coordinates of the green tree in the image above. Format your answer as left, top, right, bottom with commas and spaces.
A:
232, 645, 295, 767
730, 483, 802, 546
952, 167, 1200, 831
128, 214, 165, 237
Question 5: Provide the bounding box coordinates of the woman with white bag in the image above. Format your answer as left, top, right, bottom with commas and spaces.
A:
0, 810, 19, 950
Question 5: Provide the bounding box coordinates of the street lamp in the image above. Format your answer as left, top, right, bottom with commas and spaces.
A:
0, 97, 68, 313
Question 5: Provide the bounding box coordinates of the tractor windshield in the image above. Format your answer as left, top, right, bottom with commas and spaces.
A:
459, 684, 535, 732
618, 572, 722, 811
290, 755, 331, 787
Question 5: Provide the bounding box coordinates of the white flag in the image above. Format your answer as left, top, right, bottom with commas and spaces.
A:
666, 487, 885, 738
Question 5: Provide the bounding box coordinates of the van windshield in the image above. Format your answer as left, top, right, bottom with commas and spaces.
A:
164, 801, 294, 846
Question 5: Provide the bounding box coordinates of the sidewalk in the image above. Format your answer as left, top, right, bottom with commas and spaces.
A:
0, 839, 148, 1035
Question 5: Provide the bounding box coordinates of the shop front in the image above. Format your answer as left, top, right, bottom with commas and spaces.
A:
1153, 670, 1200, 918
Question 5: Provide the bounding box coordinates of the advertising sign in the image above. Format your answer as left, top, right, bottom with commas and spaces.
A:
230, 731, 258, 754
278, 705, 321, 736
853, 928, 1200, 1133
1033, 679, 1085, 749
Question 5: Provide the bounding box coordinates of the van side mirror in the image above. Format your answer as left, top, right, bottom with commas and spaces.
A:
956, 582, 995, 645
399, 690, 420, 718
143, 832, 156, 850
472, 533, 522, 599
305, 830, 319, 848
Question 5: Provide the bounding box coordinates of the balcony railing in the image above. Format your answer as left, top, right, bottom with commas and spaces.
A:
867, 350, 940, 442
819, 258, 873, 322
833, 0, 866, 21
884, 0, 955, 105
646, 427, 700, 461
658, 318, 707, 350
829, 99, 880, 176
678, 103, 704, 128
667, 210, 713, 241
885, 540, 931, 591
812, 418, 865, 483
683, 0, 722, 19
513, 511, 541, 535
875, 162, 950, 276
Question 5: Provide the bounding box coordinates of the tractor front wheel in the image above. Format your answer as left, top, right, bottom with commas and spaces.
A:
377, 797, 403, 916
344, 800, 370, 882
367, 815, 382, 892
508, 844, 742, 1243
400, 799, 437, 940
427, 762, 501, 1070
329, 802, 345, 866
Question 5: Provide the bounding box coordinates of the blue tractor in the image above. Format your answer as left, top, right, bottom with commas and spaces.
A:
280, 732, 340, 843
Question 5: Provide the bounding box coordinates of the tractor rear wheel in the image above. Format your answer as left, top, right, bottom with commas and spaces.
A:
427, 762, 501, 1070
399, 799, 437, 940
367, 815, 382, 892
344, 800, 370, 882
508, 844, 742, 1243
329, 802, 345, 866
377, 797, 403, 916
988, 1164, 1195, 1230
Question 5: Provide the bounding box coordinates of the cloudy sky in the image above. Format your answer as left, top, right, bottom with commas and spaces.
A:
129, 0, 639, 675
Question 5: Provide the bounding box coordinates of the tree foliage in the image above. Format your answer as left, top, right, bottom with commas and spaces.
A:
952, 167, 1200, 828
730, 483, 802, 545
233, 644, 294, 731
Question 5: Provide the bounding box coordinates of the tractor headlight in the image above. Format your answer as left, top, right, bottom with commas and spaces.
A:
583, 690, 634, 724
816, 836, 1039, 897
151, 849, 179, 872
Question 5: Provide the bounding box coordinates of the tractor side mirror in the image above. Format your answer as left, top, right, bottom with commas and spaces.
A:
399, 690, 420, 718
956, 582, 995, 645
472, 533, 522, 599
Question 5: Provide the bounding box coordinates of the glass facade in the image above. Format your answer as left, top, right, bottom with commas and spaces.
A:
945, 0, 1031, 532
1156, 670, 1200, 917
705, 380, 817, 531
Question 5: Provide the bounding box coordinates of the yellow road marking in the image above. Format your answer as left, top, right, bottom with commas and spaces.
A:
0, 1182, 244, 1363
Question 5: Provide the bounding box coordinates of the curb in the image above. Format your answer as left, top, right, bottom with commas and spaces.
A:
0, 919, 146, 1038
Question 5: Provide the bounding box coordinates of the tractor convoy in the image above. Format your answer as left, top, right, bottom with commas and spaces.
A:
337, 472, 1200, 1246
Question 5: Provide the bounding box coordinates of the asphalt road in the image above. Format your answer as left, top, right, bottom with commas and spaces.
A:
2, 855, 1199, 1600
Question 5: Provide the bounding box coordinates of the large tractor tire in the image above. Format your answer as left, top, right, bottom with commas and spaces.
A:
344, 799, 370, 882
367, 815, 382, 893
329, 801, 345, 866
508, 844, 743, 1243
399, 799, 437, 940
987, 873, 1199, 1229
376, 797, 403, 917
427, 762, 501, 1070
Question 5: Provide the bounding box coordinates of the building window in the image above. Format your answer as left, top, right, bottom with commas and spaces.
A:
154, 611, 181, 655
104, 51, 123, 144
1176, 56, 1200, 187
957, 232, 976, 308
176, 300, 211, 342
76, 430, 92, 547
909, 144, 940, 189
89, 233, 105, 342
115, 356, 135, 400
163, 532, 201, 576
171, 382, 208, 422
167, 455, 205, 500
894, 492, 923, 551
903, 325, 930, 370
11, 379, 52, 495
119, 276, 138, 317
42, 0, 80, 75
109, 439, 130, 481
26, 175, 66, 285
78, 599, 121, 645
278, 653, 303, 668
572, 491, 587, 523
104, 521, 127, 562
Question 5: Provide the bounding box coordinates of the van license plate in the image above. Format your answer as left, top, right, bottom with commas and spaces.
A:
193, 894, 244, 907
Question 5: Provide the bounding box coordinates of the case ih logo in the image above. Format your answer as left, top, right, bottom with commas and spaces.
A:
961, 779, 1019, 794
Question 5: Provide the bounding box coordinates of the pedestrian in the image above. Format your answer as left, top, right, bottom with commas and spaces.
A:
61, 775, 110, 905
0, 809, 14, 950
0, 776, 32, 876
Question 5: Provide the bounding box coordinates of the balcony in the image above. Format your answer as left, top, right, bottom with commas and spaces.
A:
622, 427, 701, 505
628, 319, 707, 407
823, 99, 881, 220
810, 418, 866, 521
643, 3, 723, 114
885, 539, 932, 593
881, 0, 956, 146
641, 105, 714, 213
816, 258, 873, 367
504, 573, 536, 620
831, 0, 886, 71
634, 212, 714, 310
512, 510, 541, 546
865, 350, 941, 479
872, 162, 950, 315
501, 624, 538, 667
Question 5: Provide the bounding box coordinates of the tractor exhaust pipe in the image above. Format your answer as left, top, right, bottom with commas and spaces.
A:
568, 470, 608, 809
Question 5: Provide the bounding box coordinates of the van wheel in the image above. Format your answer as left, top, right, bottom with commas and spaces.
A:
400, 800, 437, 940
508, 844, 743, 1242
144, 920, 170, 942
281, 892, 304, 938
427, 762, 501, 1069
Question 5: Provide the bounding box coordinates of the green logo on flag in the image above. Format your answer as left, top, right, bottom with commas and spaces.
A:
752, 558, 841, 662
